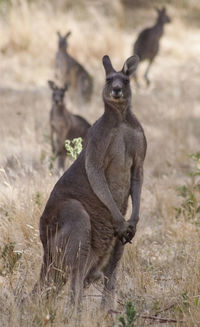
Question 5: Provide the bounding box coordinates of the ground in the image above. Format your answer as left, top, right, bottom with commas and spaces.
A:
0, 1, 200, 326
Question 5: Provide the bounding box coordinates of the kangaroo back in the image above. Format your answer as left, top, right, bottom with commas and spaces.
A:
55, 31, 93, 104
133, 7, 171, 86
134, 7, 171, 61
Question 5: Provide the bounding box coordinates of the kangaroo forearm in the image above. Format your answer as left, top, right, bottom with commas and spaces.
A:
128, 213, 139, 227
129, 178, 142, 225
92, 182, 124, 224
87, 169, 124, 225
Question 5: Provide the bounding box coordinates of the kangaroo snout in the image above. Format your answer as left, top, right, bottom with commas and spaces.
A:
111, 81, 123, 99
54, 97, 62, 105
111, 88, 123, 99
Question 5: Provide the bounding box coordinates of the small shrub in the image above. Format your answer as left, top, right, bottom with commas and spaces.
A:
119, 301, 137, 327
65, 137, 83, 160
35, 191, 42, 208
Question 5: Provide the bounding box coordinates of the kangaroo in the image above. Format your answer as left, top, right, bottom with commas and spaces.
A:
55, 31, 93, 104
36, 55, 147, 311
48, 80, 91, 170
133, 7, 171, 86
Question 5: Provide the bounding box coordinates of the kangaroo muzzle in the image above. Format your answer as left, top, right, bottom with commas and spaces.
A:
111, 86, 123, 99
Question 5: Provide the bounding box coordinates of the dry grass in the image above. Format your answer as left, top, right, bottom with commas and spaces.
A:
0, 0, 200, 326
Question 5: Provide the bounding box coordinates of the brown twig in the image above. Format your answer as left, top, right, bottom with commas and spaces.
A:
83, 294, 102, 298
101, 306, 184, 325
105, 308, 185, 325
141, 315, 184, 324
154, 303, 177, 316
82, 289, 184, 324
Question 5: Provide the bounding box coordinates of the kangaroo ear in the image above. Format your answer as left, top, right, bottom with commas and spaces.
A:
57, 31, 61, 39
122, 55, 139, 76
65, 31, 71, 39
155, 7, 161, 14
102, 55, 115, 75
48, 80, 56, 90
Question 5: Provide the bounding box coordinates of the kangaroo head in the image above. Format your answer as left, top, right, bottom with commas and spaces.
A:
102, 55, 139, 105
48, 80, 68, 106
57, 31, 71, 50
156, 7, 171, 24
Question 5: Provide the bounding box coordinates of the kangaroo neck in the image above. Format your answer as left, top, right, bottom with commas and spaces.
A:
153, 20, 164, 37
59, 46, 68, 55
53, 103, 65, 113
103, 99, 131, 124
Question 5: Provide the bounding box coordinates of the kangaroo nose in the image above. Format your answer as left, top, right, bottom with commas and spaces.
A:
55, 95, 61, 103
112, 86, 122, 98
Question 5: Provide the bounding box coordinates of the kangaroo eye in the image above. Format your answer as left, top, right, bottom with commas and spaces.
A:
106, 77, 112, 83
124, 78, 130, 85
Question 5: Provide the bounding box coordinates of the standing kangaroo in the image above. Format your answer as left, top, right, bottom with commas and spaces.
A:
48, 80, 91, 170
133, 7, 171, 86
36, 55, 147, 311
55, 31, 93, 104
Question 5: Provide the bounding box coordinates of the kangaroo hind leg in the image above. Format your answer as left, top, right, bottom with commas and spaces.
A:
56, 200, 91, 310
35, 199, 91, 310
101, 239, 124, 310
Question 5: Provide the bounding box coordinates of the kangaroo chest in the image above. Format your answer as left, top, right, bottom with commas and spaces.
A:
104, 123, 135, 209
51, 109, 70, 132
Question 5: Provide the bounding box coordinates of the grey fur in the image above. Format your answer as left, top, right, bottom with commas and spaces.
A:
133, 7, 171, 86
48, 80, 91, 170
35, 56, 147, 312
55, 31, 93, 104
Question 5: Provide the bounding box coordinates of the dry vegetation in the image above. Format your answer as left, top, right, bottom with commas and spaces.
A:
0, 0, 200, 326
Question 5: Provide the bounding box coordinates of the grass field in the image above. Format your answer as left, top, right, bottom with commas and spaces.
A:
0, 1, 200, 326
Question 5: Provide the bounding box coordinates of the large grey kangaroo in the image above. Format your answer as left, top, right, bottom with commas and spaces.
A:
55, 31, 93, 105
36, 55, 147, 311
48, 80, 91, 170
133, 7, 171, 86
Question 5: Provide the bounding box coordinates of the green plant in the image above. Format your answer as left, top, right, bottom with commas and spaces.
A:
65, 137, 83, 160
175, 152, 200, 223
181, 290, 189, 308
119, 301, 137, 327
35, 191, 42, 207
189, 152, 200, 176
48, 154, 56, 171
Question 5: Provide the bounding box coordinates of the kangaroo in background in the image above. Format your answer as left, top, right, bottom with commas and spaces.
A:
55, 31, 93, 105
36, 55, 146, 311
133, 7, 171, 86
48, 80, 91, 170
